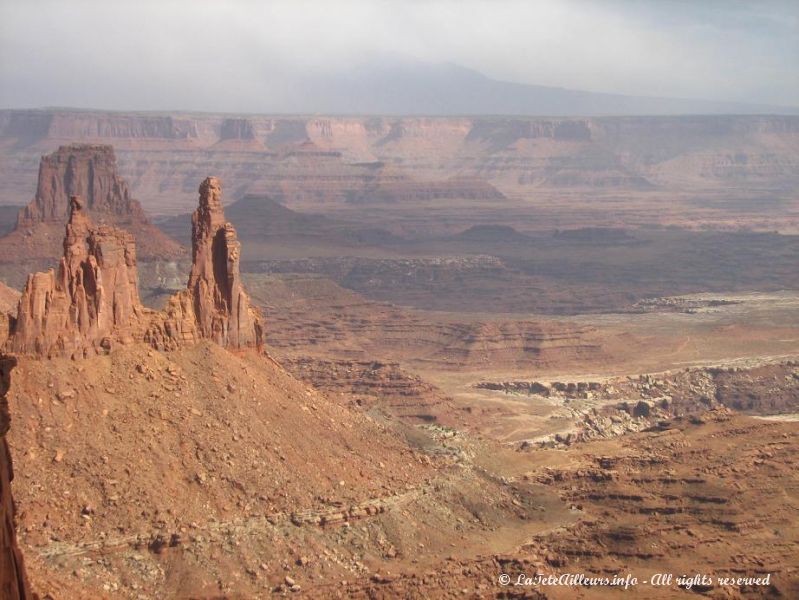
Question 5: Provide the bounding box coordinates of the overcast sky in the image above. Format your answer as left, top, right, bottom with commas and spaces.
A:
1, 0, 797, 112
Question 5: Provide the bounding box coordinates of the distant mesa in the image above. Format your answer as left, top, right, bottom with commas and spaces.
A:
219, 118, 256, 141
3, 178, 262, 358
351, 176, 506, 204
554, 227, 640, 245
17, 144, 146, 227
159, 194, 332, 244
2, 111, 799, 218
0, 144, 182, 261
466, 119, 593, 148
214, 118, 264, 150
453, 224, 530, 243
159, 193, 411, 250
224, 195, 334, 241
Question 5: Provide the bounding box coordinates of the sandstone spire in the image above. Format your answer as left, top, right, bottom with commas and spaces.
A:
7, 197, 145, 358
146, 178, 263, 351
0, 355, 34, 599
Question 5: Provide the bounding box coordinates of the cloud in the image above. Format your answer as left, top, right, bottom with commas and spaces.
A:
0, 0, 796, 111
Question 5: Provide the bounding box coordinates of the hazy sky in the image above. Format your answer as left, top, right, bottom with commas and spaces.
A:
1, 0, 797, 111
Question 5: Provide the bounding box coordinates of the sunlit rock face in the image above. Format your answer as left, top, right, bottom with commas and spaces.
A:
8, 197, 145, 359
145, 177, 263, 351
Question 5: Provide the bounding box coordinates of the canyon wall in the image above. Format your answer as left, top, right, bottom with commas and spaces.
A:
0, 355, 33, 600
1, 110, 797, 216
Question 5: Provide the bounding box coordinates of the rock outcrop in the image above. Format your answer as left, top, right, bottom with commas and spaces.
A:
5, 177, 261, 357
7, 197, 145, 358
17, 144, 146, 227
1, 144, 182, 261
146, 178, 263, 351
0, 355, 33, 599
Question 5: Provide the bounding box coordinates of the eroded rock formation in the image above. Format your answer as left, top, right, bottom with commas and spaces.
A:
5, 176, 262, 357
2, 144, 182, 261
8, 197, 145, 358
146, 178, 263, 350
0, 355, 33, 599
17, 144, 146, 227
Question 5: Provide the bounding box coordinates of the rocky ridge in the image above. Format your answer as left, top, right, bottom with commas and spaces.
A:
281, 357, 456, 423
478, 360, 799, 448
3, 111, 798, 220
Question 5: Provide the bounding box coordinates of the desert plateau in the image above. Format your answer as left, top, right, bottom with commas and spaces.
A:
0, 1, 797, 599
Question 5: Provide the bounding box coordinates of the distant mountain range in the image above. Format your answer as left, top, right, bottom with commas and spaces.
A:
282, 60, 799, 116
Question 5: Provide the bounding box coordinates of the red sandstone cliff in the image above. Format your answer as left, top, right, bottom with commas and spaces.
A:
0, 355, 34, 600
2, 111, 799, 219
146, 177, 263, 350
8, 197, 145, 358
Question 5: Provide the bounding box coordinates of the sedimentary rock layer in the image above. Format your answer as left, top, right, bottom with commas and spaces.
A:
2, 111, 798, 217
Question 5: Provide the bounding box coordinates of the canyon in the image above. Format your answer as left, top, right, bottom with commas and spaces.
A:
0, 117, 795, 598
2, 1, 797, 597
0, 110, 797, 234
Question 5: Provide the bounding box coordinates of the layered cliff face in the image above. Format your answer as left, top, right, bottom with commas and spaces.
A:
0, 144, 182, 260
7, 197, 145, 358
3, 111, 798, 221
146, 177, 263, 351
0, 355, 33, 600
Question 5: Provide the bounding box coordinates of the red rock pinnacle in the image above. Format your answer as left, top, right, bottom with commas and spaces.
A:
146, 177, 263, 350
2, 144, 183, 262
8, 196, 144, 358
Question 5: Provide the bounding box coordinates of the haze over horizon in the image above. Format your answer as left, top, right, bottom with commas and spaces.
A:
1, 0, 797, 115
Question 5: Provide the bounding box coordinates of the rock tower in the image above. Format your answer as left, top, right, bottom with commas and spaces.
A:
8, 197, 144, 358
146, 177, 263, 350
